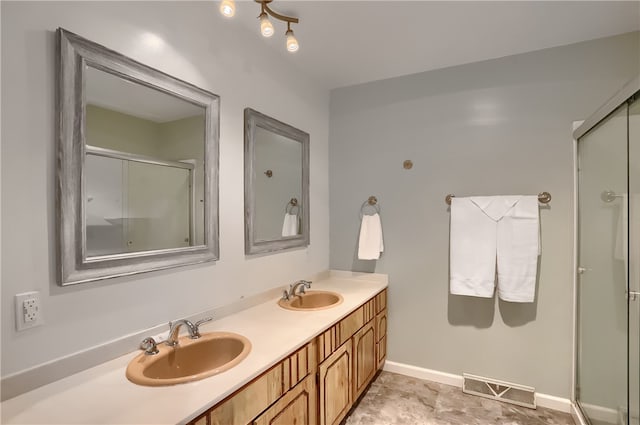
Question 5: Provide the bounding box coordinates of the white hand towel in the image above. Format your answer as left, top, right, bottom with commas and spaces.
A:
496, 196, 540, 302
281, 213, 298, 237
358, 213, 384, 260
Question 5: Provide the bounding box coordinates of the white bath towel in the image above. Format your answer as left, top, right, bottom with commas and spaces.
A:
358, 213, 384, 260
449, 196, 539, 302
495, 196, 540, 302
282, 213, 298, 237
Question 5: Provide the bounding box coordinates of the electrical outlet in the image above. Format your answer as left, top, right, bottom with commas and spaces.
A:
15, 291, 43, 331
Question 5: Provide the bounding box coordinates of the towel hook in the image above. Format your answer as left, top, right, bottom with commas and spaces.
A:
360, 196, 380, 217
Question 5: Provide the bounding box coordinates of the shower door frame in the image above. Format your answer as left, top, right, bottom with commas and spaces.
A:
572, 76, 640, 425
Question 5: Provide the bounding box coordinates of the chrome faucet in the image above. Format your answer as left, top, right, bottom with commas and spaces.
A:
282, 280, 312, 300
165, 317, 213, 346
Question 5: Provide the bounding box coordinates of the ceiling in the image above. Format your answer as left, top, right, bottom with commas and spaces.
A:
232, 1, 640, 90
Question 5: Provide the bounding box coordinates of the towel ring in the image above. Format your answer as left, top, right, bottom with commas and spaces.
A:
360, 196, 380, 217
286, 198, 299, 214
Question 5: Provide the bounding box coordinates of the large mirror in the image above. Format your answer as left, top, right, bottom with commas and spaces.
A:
244, 108, 309, 254
57, 28, 219, 285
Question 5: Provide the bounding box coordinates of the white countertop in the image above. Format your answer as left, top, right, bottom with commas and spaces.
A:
1, 272, 387, 424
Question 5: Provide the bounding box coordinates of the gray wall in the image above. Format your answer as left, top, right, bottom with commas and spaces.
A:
1, 1, 329, 377
329, 32, 640, 398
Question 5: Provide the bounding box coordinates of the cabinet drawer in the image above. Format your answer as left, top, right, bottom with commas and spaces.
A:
208, 362, 286, 425
375, 289, 387, 314
339, 298, 375, 347
197, 341, 315, 425
338, 307, 364, 347
318, 297, 376, 363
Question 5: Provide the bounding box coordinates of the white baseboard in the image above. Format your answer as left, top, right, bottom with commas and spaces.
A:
383, 360, 463, 387
383, 360, 572, 413
536, 393, 573, 413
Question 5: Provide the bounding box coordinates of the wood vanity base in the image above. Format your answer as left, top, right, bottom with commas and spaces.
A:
189, 288, 388, 425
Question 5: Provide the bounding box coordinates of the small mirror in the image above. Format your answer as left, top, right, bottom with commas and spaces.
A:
58, 28, 219, 285
244, 108, 309, 254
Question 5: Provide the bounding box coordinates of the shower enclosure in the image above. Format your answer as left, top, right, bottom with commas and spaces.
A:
575, 78, 639, 425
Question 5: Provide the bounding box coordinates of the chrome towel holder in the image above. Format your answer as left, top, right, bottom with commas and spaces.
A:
286, 197, 299, 214
445, 192, 552, 205
360, 196, 380, 216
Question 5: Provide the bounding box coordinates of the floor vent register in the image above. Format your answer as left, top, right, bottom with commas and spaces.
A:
462, 373, 536, 409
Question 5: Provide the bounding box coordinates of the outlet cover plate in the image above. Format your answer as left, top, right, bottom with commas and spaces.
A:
15, 291, 43, 331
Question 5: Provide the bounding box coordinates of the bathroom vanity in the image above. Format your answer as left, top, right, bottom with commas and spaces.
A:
192, 287, 387, 425
1, 272, 387, 424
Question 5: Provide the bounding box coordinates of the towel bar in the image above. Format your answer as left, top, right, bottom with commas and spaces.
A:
445, 192, 552, 206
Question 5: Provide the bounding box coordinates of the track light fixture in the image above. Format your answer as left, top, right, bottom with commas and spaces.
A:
285, 22, 298, 53
219, 0, 235, 18
259, 3, 274, 38
256, 0, 299, 52
219, 0, 300, 53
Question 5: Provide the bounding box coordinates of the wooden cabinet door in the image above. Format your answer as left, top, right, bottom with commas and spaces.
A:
253, 374, 317, 425
352, 320, 376, 400
318, 339, 352, 425
376, 334, 386, 370
376, 309, 387, 342
375, 309, 387, 371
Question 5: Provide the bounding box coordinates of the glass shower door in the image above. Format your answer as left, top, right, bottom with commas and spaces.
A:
577, 103, 628, 425
629, 96, 639, 425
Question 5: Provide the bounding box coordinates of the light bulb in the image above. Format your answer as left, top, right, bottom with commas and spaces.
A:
286, 29, 299, 53
260, 13, 274, 37
219, 0, 235, 18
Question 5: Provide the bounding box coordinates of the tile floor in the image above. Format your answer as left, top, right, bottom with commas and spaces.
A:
344, 371, 576, 425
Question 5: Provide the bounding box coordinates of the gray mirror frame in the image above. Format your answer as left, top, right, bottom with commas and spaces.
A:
57, 28, 220, 286
244, 108, 310, 254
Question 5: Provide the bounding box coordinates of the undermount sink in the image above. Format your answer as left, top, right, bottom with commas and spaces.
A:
278, 290, 344, 311
126, 331, 251, 386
